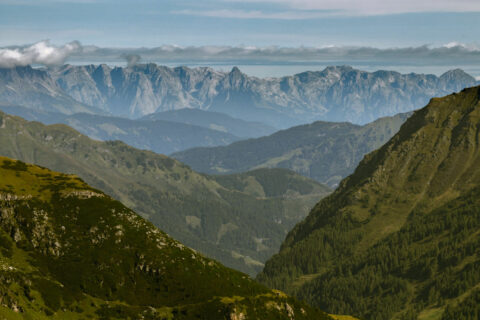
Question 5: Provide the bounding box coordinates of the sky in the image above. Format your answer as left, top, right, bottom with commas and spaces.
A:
0, 0, 479, 77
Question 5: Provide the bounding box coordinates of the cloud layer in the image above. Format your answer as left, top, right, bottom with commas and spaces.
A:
1, 41, 480, 70
172, 9, 334, 20
224, 0, 480, 16
74, 43, 480, 66
0, 41, 82, 68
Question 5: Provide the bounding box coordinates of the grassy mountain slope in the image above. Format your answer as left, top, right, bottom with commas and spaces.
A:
173, 113, 410, 187
0, 156, 331, 319
141, 108, 277, 138
0, 111, 330, 276
257, 86, 480, 319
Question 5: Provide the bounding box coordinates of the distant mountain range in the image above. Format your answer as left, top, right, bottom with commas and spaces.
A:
0, 111, 330, 275
0, 105, 274, 154
0, 66, 101, 115
258, 86, 480, 319
0, 64, 477, 128
141, 108, 277, 138
0, 156, 332, 319
173, 112, 411, 187
58, 113, 240, 154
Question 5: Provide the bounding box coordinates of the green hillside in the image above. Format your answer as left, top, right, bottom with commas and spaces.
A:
173, 113, 410, 187
0, 156, 332, 319
0, 111, 330, 276
258, 86, 480, 319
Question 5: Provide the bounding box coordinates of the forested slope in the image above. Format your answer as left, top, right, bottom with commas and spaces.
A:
258, 86, 480, 319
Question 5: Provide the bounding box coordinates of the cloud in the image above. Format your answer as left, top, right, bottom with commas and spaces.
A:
124, 54, 141, 67
64, 43, 480, 66
0, 40, 82, 68
2, 41, 480, 70
224, 0, 480, 16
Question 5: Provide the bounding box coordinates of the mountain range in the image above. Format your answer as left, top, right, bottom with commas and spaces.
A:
0, 64, 477, 128
0, 111, 330, 275
257, 86, 480, 319
0, 156, 332, 319
0, 66, 100, 115
0, 105, 274, 155
57, 113, 240, 154
141, 108, 277, 138
48, 64, 478, 126
173, 112, 411, 187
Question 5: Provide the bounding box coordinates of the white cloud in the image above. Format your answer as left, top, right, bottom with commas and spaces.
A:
62, 43, 480, 67
0, 40, 82, 67
2, 41, 480, 68
223, 0, 480, 16
443, 42, 479, 51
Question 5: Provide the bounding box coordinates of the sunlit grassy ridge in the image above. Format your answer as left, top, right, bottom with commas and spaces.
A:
0, 158, 91, 201
0, 157, 331, 319
258, 86, 480, 319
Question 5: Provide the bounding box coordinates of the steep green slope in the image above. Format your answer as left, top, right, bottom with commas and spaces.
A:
0, 111, 330, 276
173, 112, 410, 187
0, 156, 331, 319
258, 86, 480, 319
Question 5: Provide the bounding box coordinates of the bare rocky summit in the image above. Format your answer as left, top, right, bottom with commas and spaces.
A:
1, 64, 476, 128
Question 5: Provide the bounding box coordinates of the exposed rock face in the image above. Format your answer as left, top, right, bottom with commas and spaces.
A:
0, 64, 477, 127
0, 66, 99, 115
49, 64, 478, 126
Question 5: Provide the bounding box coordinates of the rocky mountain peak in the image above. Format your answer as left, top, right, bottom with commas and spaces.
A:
231, 66, 241, 74
0, 65, 44, 80
227, 66, 247, 88
1, 63, 477, 126
440, 68, 477, 85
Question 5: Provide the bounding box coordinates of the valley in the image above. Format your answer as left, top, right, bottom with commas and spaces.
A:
0, 111, 330, 275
